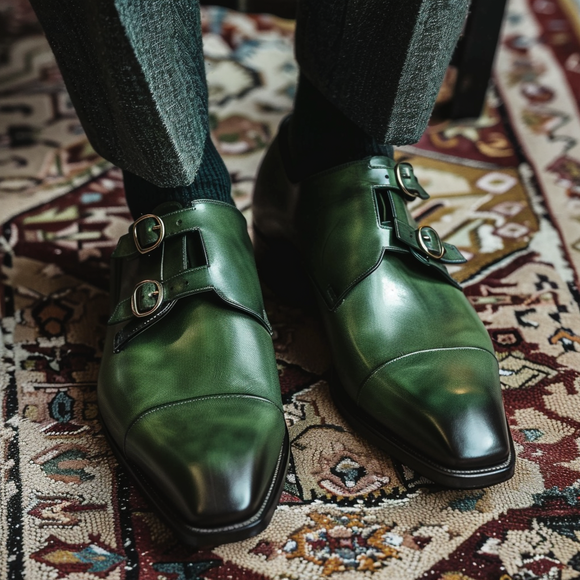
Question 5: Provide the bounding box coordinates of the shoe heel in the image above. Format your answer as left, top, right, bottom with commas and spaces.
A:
253, 225, 313, 305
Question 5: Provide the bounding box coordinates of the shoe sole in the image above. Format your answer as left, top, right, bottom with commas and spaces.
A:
254, 223, 516, 489
100, 416, 290, 548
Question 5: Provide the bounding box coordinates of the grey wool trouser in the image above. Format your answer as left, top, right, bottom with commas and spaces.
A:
29, 0, 471, 188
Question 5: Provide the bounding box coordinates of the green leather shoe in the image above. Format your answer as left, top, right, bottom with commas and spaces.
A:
252, 130, 515, 489
98, 200, 289, 547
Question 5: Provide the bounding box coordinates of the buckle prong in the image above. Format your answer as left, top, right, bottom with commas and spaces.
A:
133, 214, 165, 254
131, 280, 163, 318
418, 226, 445, 259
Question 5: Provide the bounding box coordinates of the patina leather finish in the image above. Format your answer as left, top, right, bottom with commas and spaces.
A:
98, 200, 288, 546
253, 134, 515, 488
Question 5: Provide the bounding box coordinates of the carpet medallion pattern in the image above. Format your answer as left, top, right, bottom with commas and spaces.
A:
1, 0, 580, 579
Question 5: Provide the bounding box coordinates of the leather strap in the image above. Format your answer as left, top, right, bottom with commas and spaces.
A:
389, 162, 430, 200
114, 205, 229, 259
300, 157, 466, 309
108, 202, 271, 332
109, 267, 213, 324
386, 187, 466, 264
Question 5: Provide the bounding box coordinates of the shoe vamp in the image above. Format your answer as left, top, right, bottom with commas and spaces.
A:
98, 294, 281, 444
320, 253, 495, 398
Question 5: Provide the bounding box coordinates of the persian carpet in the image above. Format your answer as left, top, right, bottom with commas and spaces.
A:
2, 0, 580, 578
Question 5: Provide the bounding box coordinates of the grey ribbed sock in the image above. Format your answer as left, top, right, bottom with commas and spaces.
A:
123, 135, 232, 219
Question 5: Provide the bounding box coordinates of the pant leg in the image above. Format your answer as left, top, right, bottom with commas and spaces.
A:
295, 0, 471, 145
29, 0, 208, 187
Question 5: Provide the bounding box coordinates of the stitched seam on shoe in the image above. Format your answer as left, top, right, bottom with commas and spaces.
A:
111, 285, 269, 331
303, 157, 390, 185
330, 248, 385, 310
114, 300, 176, 352
406, 440, 513, 475
356, 346, 498, 405
110, 298, 130, 323
131, 432, 288, 534
123, 394, 284, 454
160, 199, 246, 225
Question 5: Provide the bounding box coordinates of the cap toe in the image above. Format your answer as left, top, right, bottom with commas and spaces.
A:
124, 395, 287, 527
357, 347, 511, 470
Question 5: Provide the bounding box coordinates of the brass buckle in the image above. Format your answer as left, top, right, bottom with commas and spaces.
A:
131, 279, 163, 318
133, 214, 165, 254
418, 226, 445, 259
395, 162, 419, 198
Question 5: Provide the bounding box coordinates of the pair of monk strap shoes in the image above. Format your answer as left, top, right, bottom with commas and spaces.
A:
98, 132, 515, 547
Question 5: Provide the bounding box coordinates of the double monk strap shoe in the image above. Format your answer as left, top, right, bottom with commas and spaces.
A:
252, 130, 515, 489
98, 200, 289, 547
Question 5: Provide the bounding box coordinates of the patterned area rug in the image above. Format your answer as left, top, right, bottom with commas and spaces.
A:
2, 0, 580, 578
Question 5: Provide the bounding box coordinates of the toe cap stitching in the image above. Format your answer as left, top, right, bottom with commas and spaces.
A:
123, 394, 284, 454
356, 346, 498, 405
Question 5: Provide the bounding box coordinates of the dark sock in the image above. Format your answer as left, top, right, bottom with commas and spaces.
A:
123, 134, 232, 219
286, 73, 394, 182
